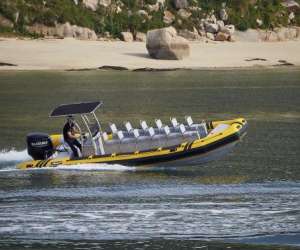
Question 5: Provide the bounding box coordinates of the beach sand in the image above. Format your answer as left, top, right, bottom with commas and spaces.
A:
0, 37, 300, 70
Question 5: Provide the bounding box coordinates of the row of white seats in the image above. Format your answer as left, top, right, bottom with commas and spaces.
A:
102, 116, 207, 143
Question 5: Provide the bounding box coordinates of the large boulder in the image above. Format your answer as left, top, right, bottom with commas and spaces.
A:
205, 23, 219, 33
135, 32, 146, 42
147, 3, 160, 12
157, 0, 166, 7
173, 0, 188, 9
73, 26, 98, 40
99, 0, 111, 7
281, 0, 300, 11
61, 22, 74, 37
163, 10, 175, 24
178, 9, 191, 19
137, 10, 149, 17
121, 31, 134, 42
206, 32, 215, 41
26, 24, 56, 37
82, 0, 99, 10
26, 22, 98, 40
233, 29, 261, 42
215, 31, 230, 41
178, 28, 200, 41
0, 15, 14, 28
259, 27, 298, 42
221, 24, 235, 35
275, 27, 298, 41
217, 20, 225, 30
219, 8, 228, 21
146, 27, 190, 60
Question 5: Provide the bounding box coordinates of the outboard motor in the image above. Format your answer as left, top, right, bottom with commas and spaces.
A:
27, 133, 54, 160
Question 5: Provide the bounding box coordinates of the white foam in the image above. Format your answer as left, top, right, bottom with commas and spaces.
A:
0, 149, 30, 163
44, 163, 135, 171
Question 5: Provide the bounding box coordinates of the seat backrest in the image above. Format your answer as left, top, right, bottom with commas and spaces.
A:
109, 123, 118, 134
102, 132, 109, 141
155, 119, 163, 129
164, 125, 170, 135
185, 116, 193, 126
117, 130, 124, 140
140, 120, 148, 131
124, 121, 133, 133
179, 124, 186, 134
170, 117, 178, 128
201, 122, 208, 135
133, 129, 139, 139
148, 127, 155, 137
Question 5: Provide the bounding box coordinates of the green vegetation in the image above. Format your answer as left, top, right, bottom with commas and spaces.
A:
0, 0, 299, 38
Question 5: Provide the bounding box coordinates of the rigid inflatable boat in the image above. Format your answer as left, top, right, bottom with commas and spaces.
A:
17, 101, 247, 169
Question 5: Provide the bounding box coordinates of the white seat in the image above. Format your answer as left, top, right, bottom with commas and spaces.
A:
155, 119, 163, 129
133, 129, 140, 139
185, 116, 194, 127
140, 120, 148, 131
170, 117, 179, 128
179, 124, 186, 134
155, 119, 166, 134
124, 121, 133, 133
109, 123, 118, 134
179, 123, 199, 139
148, 127, 155, 137
117, 130, 124, 140
133, 127, 153, 151
170, 117, 181, 133
102, 132, 109, 142
185, 116, 207, 138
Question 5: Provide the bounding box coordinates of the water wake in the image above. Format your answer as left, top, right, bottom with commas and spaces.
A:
0, 149, 30, 170
0, 149, 134, 172
46, 163, 135, 171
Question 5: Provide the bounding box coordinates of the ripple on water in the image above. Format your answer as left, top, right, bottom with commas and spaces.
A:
0, 182, 299, 245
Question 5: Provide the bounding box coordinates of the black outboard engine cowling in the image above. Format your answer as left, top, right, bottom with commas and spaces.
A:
27, 133, 54, 160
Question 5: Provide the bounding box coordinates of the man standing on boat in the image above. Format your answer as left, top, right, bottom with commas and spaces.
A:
63, 116, 82, 158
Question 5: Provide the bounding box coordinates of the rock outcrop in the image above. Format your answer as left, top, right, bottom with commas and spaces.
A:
205, 23, 219, 34
173, 0, 188, 10
163, 10, 175, 24
281, 0, 300, 11
26, 22, 98, 40
215, 31, 230, 41
82, 0, 111, 10
135, 32, 146, 42
261, 27, 299, 41
178, 9, 191, 19
146, 27, 190, 60
0, 15, 14, 28
82, 0, 99, 10
233, 29, 261, 42
219, 8, 228, 21
233, 27, 300, 42
178, 28, 201, 41
121, 31, 133, 42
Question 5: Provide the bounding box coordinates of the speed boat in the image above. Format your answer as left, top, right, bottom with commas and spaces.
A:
17, 101, 247, 169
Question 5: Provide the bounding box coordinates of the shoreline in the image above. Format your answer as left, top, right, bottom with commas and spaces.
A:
1, 38, 300, 71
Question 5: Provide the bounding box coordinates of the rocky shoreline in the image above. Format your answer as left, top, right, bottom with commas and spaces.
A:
1, 0, 300, 43
0, 37, 299, 71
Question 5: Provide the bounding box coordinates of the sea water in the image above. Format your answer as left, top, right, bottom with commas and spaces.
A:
0, 69, 299, 250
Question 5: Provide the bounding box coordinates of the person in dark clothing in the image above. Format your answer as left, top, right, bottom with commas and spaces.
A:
63, 116, 82, 158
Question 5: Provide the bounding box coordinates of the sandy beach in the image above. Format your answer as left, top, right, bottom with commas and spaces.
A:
0, 37, 300, 70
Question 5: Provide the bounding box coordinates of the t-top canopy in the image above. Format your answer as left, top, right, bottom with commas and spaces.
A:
50, 101, 102, 117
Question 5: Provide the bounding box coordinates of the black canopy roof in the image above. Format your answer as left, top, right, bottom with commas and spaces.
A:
50, 101, 102, 117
